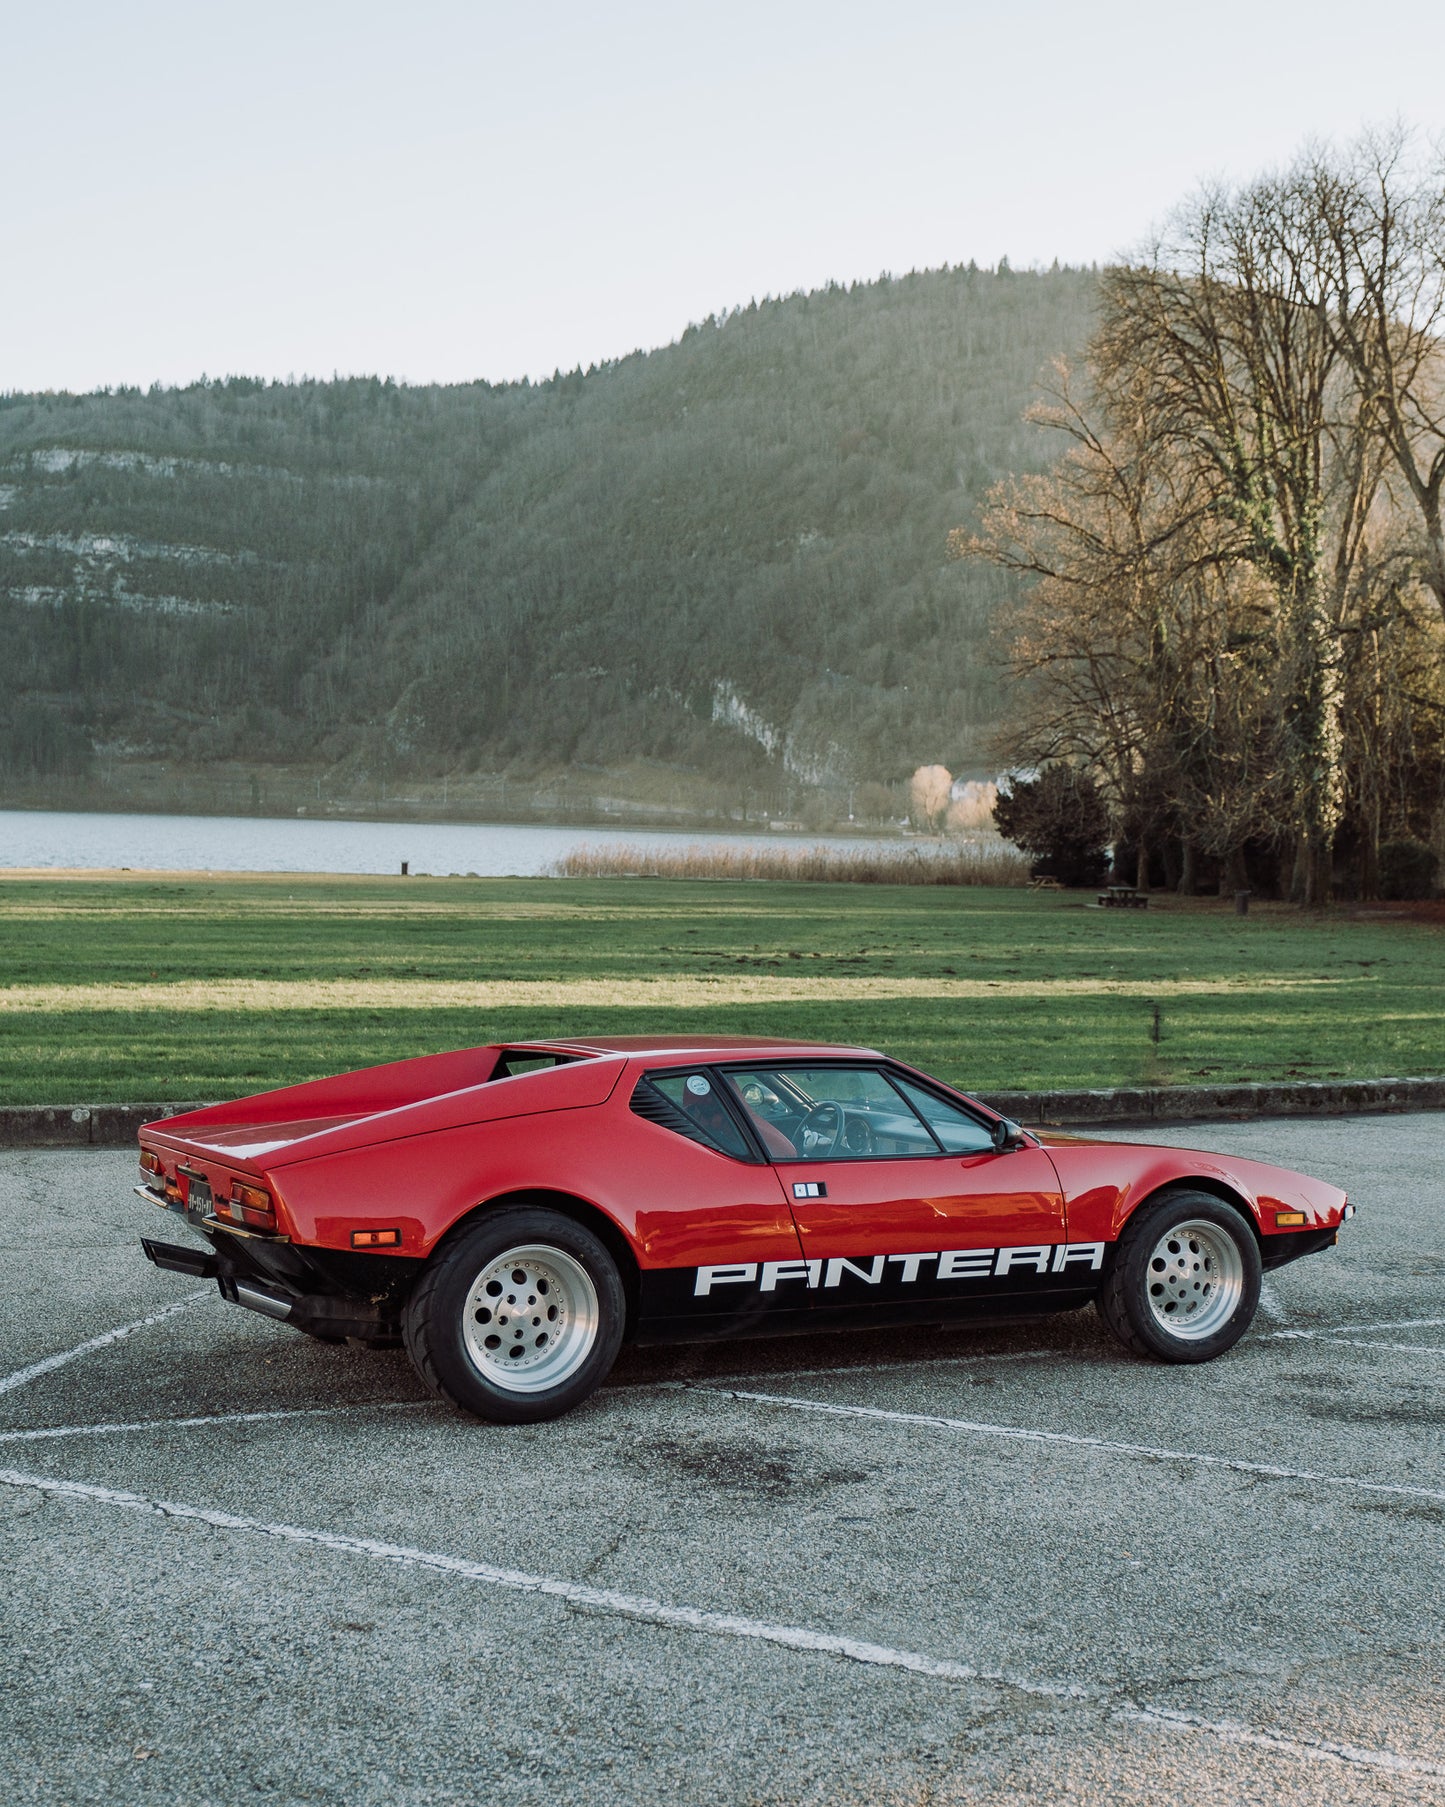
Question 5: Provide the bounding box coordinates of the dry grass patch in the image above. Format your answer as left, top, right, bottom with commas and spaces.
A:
553, 840, 1028, 885
0, 973, 1357, 1014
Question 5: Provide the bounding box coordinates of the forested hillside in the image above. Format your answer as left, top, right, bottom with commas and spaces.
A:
0, 265, 1096, 821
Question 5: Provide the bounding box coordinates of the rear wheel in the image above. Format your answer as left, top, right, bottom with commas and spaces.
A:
403, 1208, 625, 1423
1098, 1190, 1260, 1363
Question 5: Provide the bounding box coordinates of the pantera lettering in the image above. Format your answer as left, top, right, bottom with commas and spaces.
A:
693, 1242, 1105, 1296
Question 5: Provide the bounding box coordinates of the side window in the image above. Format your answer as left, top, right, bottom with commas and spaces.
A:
725, 1065, 941, 1160
889, 1075, 996, 1154
632, 1071, 755, 1160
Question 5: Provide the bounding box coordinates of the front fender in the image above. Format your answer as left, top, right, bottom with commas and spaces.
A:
1044, 1140, 1345, 1247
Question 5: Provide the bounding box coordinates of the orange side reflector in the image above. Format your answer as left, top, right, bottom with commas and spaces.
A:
1275, 1210, 1308, 1228
351, 1228, 402, 1249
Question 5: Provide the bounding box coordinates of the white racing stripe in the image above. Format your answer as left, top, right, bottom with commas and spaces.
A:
2, 1463, 1440, 1780
0, 1464, 1081, 1699
698, 1386, 1445, 1506
0, 1290, 210, 1397
1116, 1705, 1445, 1779
0, 1400, 428, 1444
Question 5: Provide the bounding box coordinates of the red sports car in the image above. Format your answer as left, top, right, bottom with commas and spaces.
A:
137, 1036, 1352, 1422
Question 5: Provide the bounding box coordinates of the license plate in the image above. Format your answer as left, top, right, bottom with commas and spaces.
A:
185, 1177, 213, 1216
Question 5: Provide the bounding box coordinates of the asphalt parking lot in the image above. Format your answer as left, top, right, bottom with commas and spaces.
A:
3, 1114, 1444, 1806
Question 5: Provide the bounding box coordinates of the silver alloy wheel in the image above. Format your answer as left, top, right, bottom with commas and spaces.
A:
461, 1243, 600, 1393
1144, 1217, 1245, 1341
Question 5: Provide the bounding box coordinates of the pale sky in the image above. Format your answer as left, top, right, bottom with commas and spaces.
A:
4, 0, 1443, 394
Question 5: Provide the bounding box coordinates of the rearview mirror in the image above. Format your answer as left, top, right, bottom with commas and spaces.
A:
991, 1116, 1024, 1152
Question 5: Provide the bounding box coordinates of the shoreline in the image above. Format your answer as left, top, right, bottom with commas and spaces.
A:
0, 800, 914, 839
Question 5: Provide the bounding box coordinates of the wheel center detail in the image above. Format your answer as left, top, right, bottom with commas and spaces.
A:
462, 1242, 599, 1394
1143, 1219, 1245, 1342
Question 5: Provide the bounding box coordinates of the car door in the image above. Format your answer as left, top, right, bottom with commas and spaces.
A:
622, 1063, 809, 1340
720, 1062, 1086, 1317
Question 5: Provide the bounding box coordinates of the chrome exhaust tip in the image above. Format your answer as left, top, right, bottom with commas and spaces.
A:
225, 1278, 296, 1323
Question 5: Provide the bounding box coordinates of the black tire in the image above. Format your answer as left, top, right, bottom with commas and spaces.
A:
1098, 1189, 1261, 1363
403, 1208, 625, 1423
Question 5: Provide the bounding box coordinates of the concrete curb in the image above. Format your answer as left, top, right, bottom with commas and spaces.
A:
4, 1075, 1445, 1148
0, 1104, 210, 1149
980, 1075, 1445, 1128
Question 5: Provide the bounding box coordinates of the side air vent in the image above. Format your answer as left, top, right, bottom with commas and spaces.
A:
630, 1077, 714, 1148
629, 1074, 759, 1161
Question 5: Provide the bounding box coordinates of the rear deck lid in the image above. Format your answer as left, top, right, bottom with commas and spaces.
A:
144, 1052, 626, 1170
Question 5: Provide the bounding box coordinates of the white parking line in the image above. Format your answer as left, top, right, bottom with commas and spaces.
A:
1287, 1317, 1445, 1336
2, 1463, 1439, 1781
1276, 1334, 1445, 1358
0, 1401, 428, 1444
679, 1311, 1445, 1391
689, 1348, 1055, 1389
0, 1290, 211, 1397
1115, 1706, 1445, 1778
0, 1463, 1081, 1699
696, 1386, 1445, 1507
1257, 1280, 1288, 1322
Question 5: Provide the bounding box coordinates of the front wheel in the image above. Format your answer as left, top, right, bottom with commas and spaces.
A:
1098, 1190, 1261, 1363
403, 1208, 625, 1423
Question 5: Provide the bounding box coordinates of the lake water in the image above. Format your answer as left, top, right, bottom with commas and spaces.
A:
0, 809, 918, 877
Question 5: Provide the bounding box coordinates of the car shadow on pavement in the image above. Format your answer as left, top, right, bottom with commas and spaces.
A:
603, 1300, 1124, 1391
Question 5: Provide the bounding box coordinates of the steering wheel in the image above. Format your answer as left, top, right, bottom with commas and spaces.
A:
796, 1101, 844, 1156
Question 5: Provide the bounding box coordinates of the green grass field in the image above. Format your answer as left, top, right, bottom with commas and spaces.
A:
0, 873, 1441, 1104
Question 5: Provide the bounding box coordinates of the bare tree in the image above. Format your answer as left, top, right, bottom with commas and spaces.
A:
1094, 174, 1398, 903
962, 366, 1279, 891
1309, 128, 1445, 629
959, 131, 1445, 902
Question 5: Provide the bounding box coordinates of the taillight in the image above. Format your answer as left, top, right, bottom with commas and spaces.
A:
217, 1182, 278, 1233
139, 1147, 182, 1201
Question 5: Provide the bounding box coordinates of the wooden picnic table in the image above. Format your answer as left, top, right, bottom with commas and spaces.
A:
1097, 886, 1149, 909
